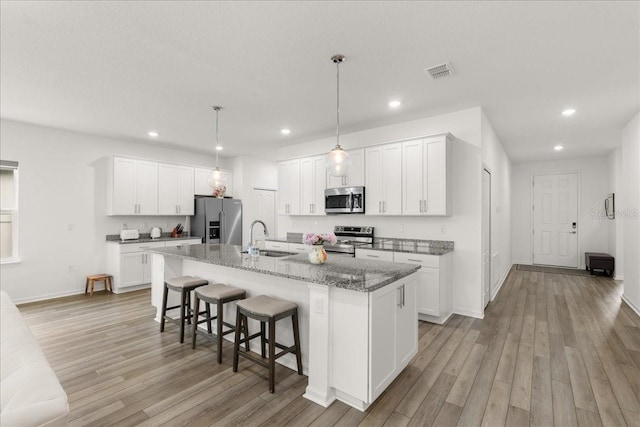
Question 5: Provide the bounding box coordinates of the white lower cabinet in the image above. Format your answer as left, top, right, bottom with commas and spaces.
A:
357, 248, 453, 324
369, 278, 417, 401
264, 240, 309, 253
107, 239, 201, 292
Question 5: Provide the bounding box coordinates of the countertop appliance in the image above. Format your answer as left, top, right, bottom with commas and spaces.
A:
325, 186, 365, 214
191, 197, 242, 245
150, 227, 162, 239
120, 229, 140, 241
323, 225, 374, 257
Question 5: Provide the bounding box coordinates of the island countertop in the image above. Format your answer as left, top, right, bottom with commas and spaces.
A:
149, 243, 419, 292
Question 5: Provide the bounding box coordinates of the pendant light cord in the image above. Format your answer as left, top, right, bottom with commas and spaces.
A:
336, 58, 340, 148
213, 106, 222, 170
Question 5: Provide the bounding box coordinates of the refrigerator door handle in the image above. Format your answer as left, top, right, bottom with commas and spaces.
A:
220, 211, 225, 243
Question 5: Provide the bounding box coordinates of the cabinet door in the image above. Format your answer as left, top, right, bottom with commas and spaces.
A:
313, 156, 326, 215
158, 164, 179, 215
396, 280, 418, 367
418, 268, 440, 316
176, 166, 195, 215
120, 252, 144, 287
365, 146, 383, 215
402, 140, 424, 215
136, 160, 158, 215
425, 138, 448, 215
278, 160, 301, 215
277, 162, 290, 215
356, 248, 394, 262
347, 148, 365, 187
194, 168, 214, 196
369, 284, 397, 401
300, 157, 314, 215
382, 143, 402, 215
142, 252, 152, 283
113, 157, 137, 214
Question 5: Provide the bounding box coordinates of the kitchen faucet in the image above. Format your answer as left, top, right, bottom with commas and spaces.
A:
248, 220, 269, 255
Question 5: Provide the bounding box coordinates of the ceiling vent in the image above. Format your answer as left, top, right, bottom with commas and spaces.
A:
424, 62, 455, 79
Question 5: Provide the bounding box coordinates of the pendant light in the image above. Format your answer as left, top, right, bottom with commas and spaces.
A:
207, 106, 224, 188
327, 54, 350, 177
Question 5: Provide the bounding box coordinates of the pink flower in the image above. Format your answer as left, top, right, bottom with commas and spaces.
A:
304, 232, 337, 245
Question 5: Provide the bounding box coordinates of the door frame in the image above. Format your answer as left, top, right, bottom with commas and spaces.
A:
482, 166, 492, 310
529, 171, 581, 267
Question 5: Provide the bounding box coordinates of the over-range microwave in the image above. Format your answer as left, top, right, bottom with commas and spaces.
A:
325, 186, 365, 214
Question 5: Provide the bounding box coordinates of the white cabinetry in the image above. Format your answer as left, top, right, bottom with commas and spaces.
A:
110, 157, 158, 215
107, 239, 201, 292
158, 163, 195, 215
402, 134, 451, 216
264, 240, 309, 253
327, 148, 365, 188
277, 159, 301, 215
365, 143, 402, 215
194, 167, 234, 197
370, 278, 417, 401
300, 156, 326, 215
355, 248, 394, 262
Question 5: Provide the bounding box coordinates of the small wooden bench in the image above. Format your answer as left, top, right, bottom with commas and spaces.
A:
85, 274, 113, 296
585, 253, 614, 277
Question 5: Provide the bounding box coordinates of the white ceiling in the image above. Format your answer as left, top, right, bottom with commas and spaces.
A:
1, 1, 638, 163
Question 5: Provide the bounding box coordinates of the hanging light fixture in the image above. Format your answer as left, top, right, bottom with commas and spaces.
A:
208, 106, 224, 188
327, 54, 350, 177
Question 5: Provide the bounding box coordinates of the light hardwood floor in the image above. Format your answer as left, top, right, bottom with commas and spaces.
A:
17, 267, 640, 426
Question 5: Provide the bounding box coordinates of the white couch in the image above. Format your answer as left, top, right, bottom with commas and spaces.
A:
1, 291, 69, 426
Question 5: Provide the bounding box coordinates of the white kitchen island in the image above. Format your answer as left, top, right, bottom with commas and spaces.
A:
149, 243, 420, 411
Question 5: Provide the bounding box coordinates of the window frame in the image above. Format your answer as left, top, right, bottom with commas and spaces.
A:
1, 160, 19, 264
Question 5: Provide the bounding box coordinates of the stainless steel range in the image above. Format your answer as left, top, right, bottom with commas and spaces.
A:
323, 226, 374, 257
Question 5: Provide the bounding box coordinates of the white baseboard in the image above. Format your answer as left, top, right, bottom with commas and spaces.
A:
622, 294, 640, 317
452, 307, 484, 319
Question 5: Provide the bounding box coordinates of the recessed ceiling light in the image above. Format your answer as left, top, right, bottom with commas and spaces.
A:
388, 100, 401, 108
554, 145, 564, 151
215, 145, 223, 151
281, 128, 291, 135
148, 131, 159, 137
562, 108, 576, 116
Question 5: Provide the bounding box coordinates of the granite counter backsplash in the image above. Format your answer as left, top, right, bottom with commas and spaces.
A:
106, 232, 199, 244
363, 237, 454, 255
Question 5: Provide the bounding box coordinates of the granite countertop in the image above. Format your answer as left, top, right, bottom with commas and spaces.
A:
106, 233, 202, 245
360, 238, 454, 256
149, 243, 420, 292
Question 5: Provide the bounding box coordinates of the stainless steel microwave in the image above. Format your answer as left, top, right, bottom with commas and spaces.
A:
325, 186, 365, 214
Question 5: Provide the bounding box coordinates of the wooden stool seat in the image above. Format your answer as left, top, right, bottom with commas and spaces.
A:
192, 283, 247, 363
85, 274, 113, 296
233, 295, 303, 393
160, 276, 209, 343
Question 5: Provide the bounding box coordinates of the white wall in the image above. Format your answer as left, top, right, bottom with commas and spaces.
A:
0, 119, 223, 303
621, 112, 640, 314
481, 111, 512, 298
608, 147, 624, 279
511, 156, 611, 267
277, 107, 487, 319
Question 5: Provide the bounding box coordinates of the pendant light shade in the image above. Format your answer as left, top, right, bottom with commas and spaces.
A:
208, 106, 225, 190
327, 54, 350, 177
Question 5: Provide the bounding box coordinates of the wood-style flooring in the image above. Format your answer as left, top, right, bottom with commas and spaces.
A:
17, 267, 640, 426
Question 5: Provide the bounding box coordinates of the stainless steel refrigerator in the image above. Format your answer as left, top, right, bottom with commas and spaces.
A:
191, 197, 242, 245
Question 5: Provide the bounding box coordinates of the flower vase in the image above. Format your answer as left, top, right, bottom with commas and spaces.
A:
308, 244, 327, 264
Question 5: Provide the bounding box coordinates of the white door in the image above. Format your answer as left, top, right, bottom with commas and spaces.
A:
533, 173, 578, 267
482, 169, 491, 308
253, 188, 276, 244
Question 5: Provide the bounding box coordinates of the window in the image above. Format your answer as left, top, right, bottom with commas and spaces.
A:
1, 160, 19, 263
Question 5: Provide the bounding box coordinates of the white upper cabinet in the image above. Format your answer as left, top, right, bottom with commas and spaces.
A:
277, 159, 301, 215
194, 167, 233, 197
327, 148, 365, 188
365, 143, 402, 215
110, 157, 158, 215
402, 134, 451, 216
158, 163, 194, 215
300, 155, 326, 216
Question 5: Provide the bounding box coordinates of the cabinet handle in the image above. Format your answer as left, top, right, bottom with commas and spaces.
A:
378, 201, 382, 213
383, 201, 386, 213
178, 205, 181, 214
366, 254, 379, 258
402, 284, 405, 307
397, 286, 403, 308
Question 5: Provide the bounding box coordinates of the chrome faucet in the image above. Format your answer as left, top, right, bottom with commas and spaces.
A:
248, 220, 269, 255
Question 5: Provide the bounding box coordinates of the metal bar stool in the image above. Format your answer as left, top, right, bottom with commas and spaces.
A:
232, 295, 303, 393
192, 283, 247, 363
160, 276, 208, 343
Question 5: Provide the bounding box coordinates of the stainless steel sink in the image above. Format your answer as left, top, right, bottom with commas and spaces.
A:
242, 249, 297, 258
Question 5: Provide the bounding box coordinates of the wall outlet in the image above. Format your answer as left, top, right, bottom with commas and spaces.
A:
67, 224, 74, 231
67, 265, 75, 272
441, 225, 446, 234
314, 298, 324, 314
143, 222, 149, 229
398, 224, 404, 232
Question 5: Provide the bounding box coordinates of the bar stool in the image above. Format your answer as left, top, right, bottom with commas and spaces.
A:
160, 276, 208, 343
233, 295, 303, 393
192, 283, 247, 363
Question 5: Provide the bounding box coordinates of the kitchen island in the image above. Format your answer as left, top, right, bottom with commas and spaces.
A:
149, 243, 420, 411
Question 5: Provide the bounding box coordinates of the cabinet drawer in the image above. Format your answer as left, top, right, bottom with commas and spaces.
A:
393, 252, 439, 268
119, 241, 166, 253
165, 239, 201, 247
356, 249, 394, 262
288, 243, 309, 253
